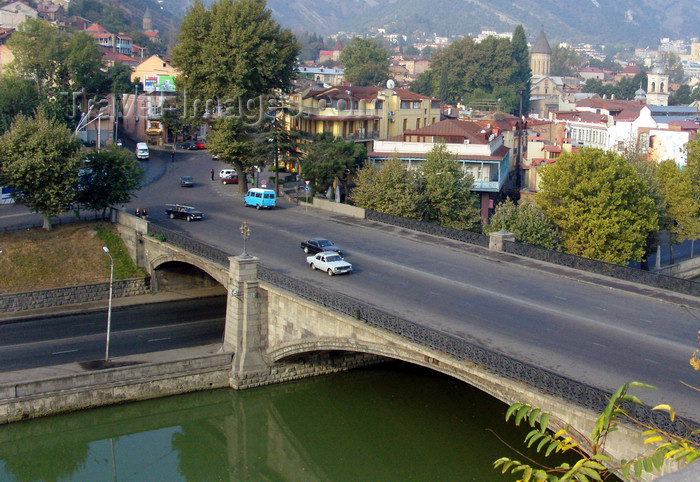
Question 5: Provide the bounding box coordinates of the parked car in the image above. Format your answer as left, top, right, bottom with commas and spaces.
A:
180, 176, 194, 187
176, 142, 197, 150
307, 252, 352, 276
164, 204, 203, 222
222, 174, 238, 184
300, 238, 343, 255
195, 140, 207, 149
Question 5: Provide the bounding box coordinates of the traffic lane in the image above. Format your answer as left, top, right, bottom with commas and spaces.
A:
0, 297, 227, 345
0, 317, 224, 372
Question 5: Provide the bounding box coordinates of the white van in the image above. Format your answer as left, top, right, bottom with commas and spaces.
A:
136, 142, 149, 160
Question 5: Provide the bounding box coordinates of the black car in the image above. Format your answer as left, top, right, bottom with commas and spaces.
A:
180, 176, 194, 187
176, 142, 198, 150
300, 238, 342, 255
165, 204, 203, 221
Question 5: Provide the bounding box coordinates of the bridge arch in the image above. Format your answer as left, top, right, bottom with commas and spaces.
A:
150, 253, 229, 291
267, 338, 514, 410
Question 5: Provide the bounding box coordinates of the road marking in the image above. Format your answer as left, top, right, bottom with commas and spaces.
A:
596, 306, 607, 311
52, 349, 78, 355
148, 337, 171, 342
592, 342, 606, 348
640, 318, 653, 324
554, 296, 567, 300
645, 358, 659, 365
0, 212, 34, 219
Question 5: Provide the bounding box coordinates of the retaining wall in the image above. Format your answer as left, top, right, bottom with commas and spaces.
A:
0, 352, 233, 424
310, 197, 366, 218
0, 278, 151, 313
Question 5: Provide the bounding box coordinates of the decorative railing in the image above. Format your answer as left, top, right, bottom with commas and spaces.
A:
146, 224, 700, 436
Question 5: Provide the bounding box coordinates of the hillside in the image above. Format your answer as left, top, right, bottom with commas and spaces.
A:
258, 0, 697, 47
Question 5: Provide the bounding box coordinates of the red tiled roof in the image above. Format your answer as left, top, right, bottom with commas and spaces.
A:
85, 23, 109, 34
579, 66, 604, 73
621, 65, 641, 74
401, 118, 492, 144
576, 98, 642, 112
553, 111, 608, 123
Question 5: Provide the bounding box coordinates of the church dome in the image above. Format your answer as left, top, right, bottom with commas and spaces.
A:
532, 28, 551, 55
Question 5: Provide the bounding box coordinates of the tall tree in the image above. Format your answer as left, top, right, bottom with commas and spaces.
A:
7, 18, 67, 95
656, 160, 700, 263
173, 0, 300, 102
207, 115, 256, 194
0, 73, 40, 135
66, 32, 108, 94
535, 148, 658, 264
418, 144, 481, 231
300, 133, 366, 198
550, 45, 582, 77
0, 109, 81, 230
511, 25, 531, 114
339, 37, 390, 87
77, 146, 144, 219
351, 156, 424, 218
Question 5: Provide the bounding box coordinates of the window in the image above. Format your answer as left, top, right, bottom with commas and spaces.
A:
416, 119, 420, 129
403, 119, 407, 130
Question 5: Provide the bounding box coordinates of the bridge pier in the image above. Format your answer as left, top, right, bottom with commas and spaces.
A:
226, 255, 269, 388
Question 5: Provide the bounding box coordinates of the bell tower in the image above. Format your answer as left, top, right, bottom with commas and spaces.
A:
646, 64, 669, 106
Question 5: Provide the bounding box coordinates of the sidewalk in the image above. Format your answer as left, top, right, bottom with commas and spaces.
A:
0, 286, 226, 324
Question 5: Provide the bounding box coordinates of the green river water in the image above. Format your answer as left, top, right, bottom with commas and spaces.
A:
0, 362, 574, 481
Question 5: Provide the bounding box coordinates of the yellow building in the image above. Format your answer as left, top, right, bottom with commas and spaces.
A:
130, 54, 178, 86
284, 84, 441, 147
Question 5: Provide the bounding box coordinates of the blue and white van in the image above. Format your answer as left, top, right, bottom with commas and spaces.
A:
244, 188, 276, 209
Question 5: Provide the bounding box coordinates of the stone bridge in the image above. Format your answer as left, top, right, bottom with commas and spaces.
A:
116, 212, 690, 478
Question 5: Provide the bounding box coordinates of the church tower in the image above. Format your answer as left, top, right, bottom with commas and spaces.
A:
646, 64, 669, 106
530, 27, 551, 77
143, 7, 153, 32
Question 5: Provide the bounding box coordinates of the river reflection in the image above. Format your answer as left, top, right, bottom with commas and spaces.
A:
0, 362, 572, 481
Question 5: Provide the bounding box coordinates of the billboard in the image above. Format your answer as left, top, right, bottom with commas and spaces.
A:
142, 75, 176, 92
648, 130, 689, 167
143, 75, 158, 92
157, 75, 175, 92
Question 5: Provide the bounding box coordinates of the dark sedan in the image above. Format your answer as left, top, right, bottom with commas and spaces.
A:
180, 176, 194, 187
165, 204, 203, 222
300, 238, 343, 256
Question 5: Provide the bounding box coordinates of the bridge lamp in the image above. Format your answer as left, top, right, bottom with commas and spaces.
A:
102, 246, 114, 363
240, 221, 251, 258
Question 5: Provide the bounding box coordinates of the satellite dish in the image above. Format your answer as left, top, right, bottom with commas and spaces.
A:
386, 79, 395, 89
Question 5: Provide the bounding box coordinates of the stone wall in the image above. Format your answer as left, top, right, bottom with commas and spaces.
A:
0, 352, 233, 423
0, 278, 151, 313
310, 197, 366, 218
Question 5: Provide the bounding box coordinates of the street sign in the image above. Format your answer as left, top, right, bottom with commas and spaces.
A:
304, 186, 310, 191
305, 180, 310, 186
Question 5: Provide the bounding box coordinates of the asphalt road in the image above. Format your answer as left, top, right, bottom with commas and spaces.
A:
0, 298, 226, 371
2, 146, 700, 422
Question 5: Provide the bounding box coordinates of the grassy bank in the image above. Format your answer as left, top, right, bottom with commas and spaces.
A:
0, 222, 145, 294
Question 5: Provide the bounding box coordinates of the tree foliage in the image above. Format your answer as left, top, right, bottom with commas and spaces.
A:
0, 73, 40, 135
350, 156, 424, 219
173, 0, 300, 102
495, 382, 700, 481
550, 45, 583, 77
535, 148, 658, 264
300, 133, 366, 197
418, 144, 481, 231
423, 31, 528, 114
656, 160, 700, 250
206, 115, 256, 194
339, 37, 390, 87
485, 198, 562, 250
0, 109, 81, 230
352, 144, 481, 231
78, 147, 144, 218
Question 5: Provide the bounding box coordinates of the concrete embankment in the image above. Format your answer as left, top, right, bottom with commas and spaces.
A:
0, 288, 232, 424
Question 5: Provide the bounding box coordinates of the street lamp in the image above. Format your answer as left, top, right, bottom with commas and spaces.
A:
240, 221, 251, 257
102, 246, 114, 363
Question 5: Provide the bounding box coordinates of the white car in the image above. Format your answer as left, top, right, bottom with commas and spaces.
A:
307, 252, 352, 276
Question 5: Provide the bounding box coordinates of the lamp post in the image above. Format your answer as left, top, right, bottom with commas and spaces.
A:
240, 221, 251, 257
102, 246, 114, 363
